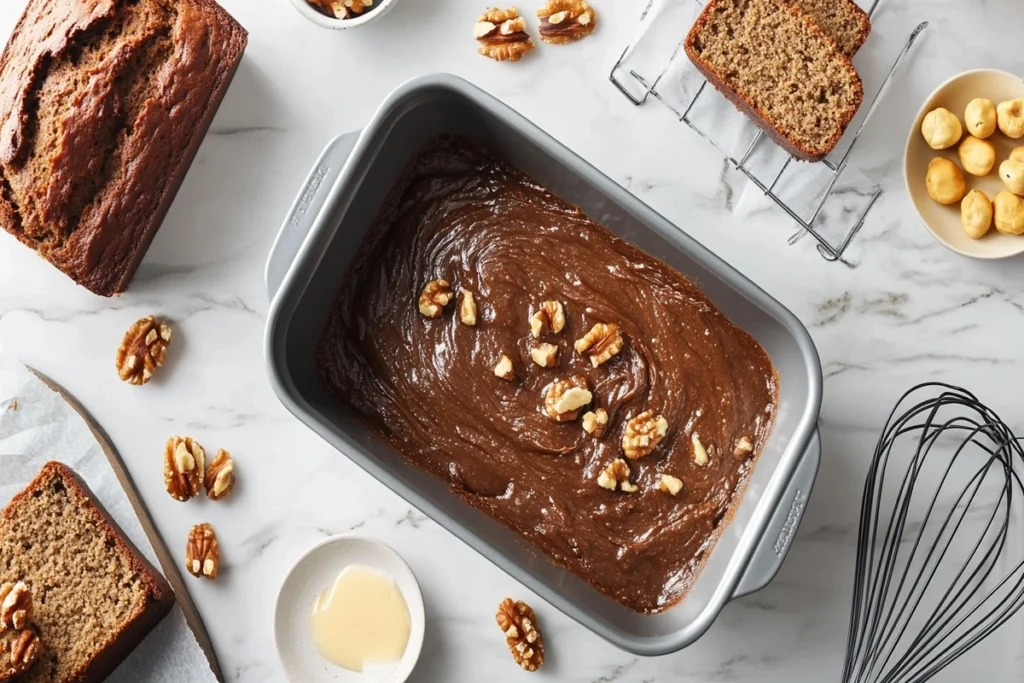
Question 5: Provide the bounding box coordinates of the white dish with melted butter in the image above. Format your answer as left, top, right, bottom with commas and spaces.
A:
274, 535, 425, 683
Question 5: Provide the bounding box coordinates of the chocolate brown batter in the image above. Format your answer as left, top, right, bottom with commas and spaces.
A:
316, 138, 777, 613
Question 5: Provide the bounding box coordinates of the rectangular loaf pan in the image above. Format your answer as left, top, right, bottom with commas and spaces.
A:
264, 74, 823, 655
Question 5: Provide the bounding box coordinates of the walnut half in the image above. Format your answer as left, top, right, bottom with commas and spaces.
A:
204, 449, 236, 501
496, 598, 544, 671
543, 376, 592, 421
419, 279, 453, 318
575, 323, 624, 367
622, 410, 668, 459
582, 408, 608, 436
0, 582, 32, 631
530, 301, 565, 337
164, 436, 206, 502
537, 0, 597, 44
186, 523, 220, 580
3, 627, 43, 679
475, 7, 536, 62
115, 315, 172, 386
597, 458, 637, 493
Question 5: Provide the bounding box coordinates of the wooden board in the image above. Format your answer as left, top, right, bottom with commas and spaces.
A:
30, 369, 224, 682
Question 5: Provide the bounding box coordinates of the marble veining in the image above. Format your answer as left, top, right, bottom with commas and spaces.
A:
0, 0, 1022, 680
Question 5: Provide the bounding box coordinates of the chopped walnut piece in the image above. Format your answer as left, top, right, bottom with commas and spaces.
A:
582, 408, 608, 436
418, 279, 453, 318
734, 436, 754, 458
115, 315, 172, 386
494, 354, 516, 381
597, 458, 637, 493
543, 376, 592, 421
659, 474, 683, 496
186, 523, 220, 580
475, 7, 536, 62
574, 323, 624, 367
537, 0, 597, 44
204, 449, 236, 501
621, 410, 668, 459
530, 343, 559, 368
306, 0, 373, 19
692, 433, 710, 467
0, 583, 32, 631
459, 290, 478, 326
496, 598, 544, 671
529, 301, 566, 337
3, 627, 42, 678
164, 436, 206, 502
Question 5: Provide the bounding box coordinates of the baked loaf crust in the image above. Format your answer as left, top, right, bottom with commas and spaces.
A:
685, 0, 864, 162
0, 0, 248, 296
0, 462, 175, 682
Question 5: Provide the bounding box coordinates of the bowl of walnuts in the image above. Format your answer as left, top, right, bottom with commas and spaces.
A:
290, 0, 401, 29
905, 69, 1024, 259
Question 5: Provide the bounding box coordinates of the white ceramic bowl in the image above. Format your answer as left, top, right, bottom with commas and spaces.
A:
287, 0, 401, 29
274, 535, 425, 683
905, 69, 1024, 259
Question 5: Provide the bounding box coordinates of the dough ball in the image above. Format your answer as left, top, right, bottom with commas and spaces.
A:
994, 191, 1024, 235
997, 99, 1024, 139
925, 157, 966, 205
965, 98, 997, 139
960, 189, 993, 239
1010, 146, 1024, 163
921, 107, 963, 150
1000, 159, 1024, 195
958, 136, 996, 176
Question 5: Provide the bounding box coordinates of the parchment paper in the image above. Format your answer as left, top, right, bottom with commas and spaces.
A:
0, 359, 217, 683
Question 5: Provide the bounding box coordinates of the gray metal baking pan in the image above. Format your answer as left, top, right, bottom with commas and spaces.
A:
264, 73, 823, 656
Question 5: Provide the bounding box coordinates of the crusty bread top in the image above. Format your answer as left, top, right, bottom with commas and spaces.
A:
0, 461, 173, 682
685, 0, 864, 160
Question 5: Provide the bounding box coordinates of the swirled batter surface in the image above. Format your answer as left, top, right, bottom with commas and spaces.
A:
316, 138, 777, 613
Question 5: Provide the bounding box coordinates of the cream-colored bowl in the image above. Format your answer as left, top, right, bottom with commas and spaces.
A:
905, 69, 1024, 259
287, 0, 401, 29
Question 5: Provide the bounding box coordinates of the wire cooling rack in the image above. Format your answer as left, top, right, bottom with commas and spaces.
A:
610, 0, 928, 266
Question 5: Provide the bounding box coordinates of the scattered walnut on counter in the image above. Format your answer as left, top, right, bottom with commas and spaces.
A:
459, 290, 478, 326
475, 7, 536, 62
574, 323, 624, 367
530, 343, 559, 368
0, 582, 32, 631
204, 449, 236, 501
186, 523, 220, 580
3, 627, 43, 678
734, 436, 753, 458
164, 436, 206, 502
494, 354, 516, 381
496, 598, 544, 672
543, 376, 592, 421
621, 410, 668, 459
529, 301, 565, 337
582, 408, 608, 437
6, 400, 16, 412
597, 458, 637, 493
659, 474, 683, 496
418, 279, 453, 318
115, 315, 172, 386
537, 0, 596, 44
691, 433, 710, 467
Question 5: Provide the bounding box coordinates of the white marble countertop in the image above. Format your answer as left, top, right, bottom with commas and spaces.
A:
1, 0, 1023, 681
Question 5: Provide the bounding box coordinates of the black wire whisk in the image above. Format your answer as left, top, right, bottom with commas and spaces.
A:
842, 383, 1024, 683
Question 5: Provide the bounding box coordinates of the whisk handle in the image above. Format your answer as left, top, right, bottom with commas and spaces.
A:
733, 430, 821, 598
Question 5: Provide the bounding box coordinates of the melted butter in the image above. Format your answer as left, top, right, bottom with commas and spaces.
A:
310, 564, 411, 672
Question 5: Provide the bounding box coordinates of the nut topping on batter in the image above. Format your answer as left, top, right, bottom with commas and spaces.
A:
537, 0, 597, 44
692, 433, 710, 467
582, 408, 608, 436
530, 300, 565, 337
543, 376, 592, 421
475, 7, 536, 62
574, 323, 623, 367
597, 458, 637, 493
530, 343, 559, 368
459, 290, 478, 326
621, 410, 668, 459
734, 436, 754, 458
659, 474, 683, 496
418, 279, 453, 318
494, 354, 516, 381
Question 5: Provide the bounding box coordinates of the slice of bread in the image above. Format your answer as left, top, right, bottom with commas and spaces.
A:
684, 0, 864, 161
789, 0, 871, 56
0, 462, 174, 682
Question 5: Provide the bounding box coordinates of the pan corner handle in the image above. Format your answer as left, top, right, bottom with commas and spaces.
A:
732, 429, 821, 599
265, 130, 361, 302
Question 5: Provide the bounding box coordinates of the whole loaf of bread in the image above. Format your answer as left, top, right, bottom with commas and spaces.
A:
0, 0, 247, 296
